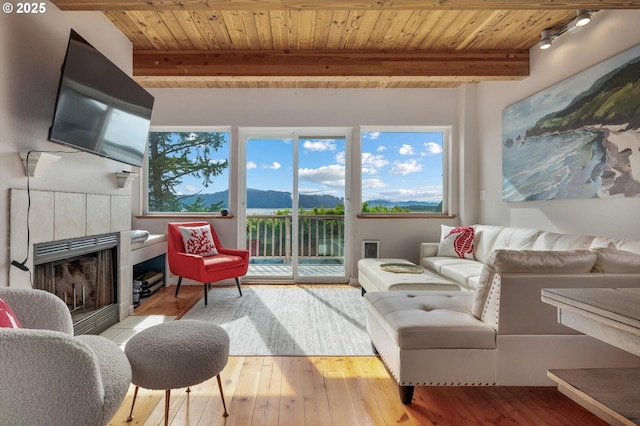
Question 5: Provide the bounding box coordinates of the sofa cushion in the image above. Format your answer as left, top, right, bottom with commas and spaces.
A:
591, 237, 640, 255
592, 247, 640, 273
471, 249, 598, 319
439, 263, 484, 290
437, 225, 475, 259
532, 232, 595, 251
365, 291, 496, 349
473, 225, 542, 263
422, 256, 477, 274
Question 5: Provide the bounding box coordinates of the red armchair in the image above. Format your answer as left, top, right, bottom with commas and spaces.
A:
167, 222, 248, 305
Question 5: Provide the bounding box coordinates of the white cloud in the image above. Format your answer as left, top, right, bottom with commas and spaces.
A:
335, 151, 346, 164
265, 162, 281, 170
362, 178, 387, 189
361, 152, 389, 174
364, 132, 380, 140
377, 185, 443, 202
423, 142, 443, 155
298, 164, 345, 188
399, 144, 414, 155
390, 159, 422, 175
299, 187, 340, 197
184, 185, 197, 193
209, 158, 227, 165
376, 145, 387, 152
303, 139, 336, 152
247, 161, 257, 169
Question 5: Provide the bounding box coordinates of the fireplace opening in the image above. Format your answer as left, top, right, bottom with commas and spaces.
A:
33, 233, 119, 335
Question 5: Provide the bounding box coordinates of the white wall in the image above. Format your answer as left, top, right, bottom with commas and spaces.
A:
476, 10, 640, 239
136, 88, 466, 280
0, 2, 137, 286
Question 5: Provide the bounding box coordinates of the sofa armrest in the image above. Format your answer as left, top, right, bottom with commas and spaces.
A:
419, 242, 439, 261
217, 247, 250, 263
496, 273, 640, 335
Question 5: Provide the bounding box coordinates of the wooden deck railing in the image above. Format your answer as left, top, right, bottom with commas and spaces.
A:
246, 214, 344, 262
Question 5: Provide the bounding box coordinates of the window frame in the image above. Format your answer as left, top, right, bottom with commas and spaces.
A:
144, 126, 232, 217
358, 125, 451, 218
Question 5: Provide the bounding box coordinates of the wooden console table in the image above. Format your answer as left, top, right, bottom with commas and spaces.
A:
541, 288, 640, 426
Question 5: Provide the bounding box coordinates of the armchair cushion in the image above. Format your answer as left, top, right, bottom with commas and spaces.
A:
179, 225, 219, 256
0, 298, 21, 328
203, 254, 246, 271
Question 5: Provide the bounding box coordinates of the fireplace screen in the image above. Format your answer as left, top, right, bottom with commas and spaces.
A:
33, 233, 118, 329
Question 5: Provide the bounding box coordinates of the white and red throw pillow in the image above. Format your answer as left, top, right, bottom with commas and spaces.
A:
179, 225, 219, 257
0, 298, 21, 328
437, 225, 475, 259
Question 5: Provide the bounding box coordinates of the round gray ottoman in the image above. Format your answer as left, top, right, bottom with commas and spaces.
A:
124, 320, 230, 424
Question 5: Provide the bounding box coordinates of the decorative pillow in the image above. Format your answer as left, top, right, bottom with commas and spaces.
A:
0, 298, 21, 328
179, 225, 219, 257
592, 247, 640, 273
437, 225, 475, 259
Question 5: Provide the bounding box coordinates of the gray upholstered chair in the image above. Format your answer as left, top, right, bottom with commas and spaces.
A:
0, 287, 131, 426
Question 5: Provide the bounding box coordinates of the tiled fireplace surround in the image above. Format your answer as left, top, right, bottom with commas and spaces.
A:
9, 189, 134, 323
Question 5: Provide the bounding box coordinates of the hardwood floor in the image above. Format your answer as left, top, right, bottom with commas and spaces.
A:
109, 285, 607, 425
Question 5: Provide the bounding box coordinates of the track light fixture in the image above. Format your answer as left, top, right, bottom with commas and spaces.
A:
575, 10, 591, 27
538, 10, 597, 50
539, 29, 552, 50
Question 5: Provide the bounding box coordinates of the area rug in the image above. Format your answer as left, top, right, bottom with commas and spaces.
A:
180, 286, 375, 356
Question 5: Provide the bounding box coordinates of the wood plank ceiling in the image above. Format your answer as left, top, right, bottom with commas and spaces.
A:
50, 1, 640, 89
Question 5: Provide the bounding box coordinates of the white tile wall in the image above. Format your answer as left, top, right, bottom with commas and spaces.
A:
87, 194, 111, 236
9, 189, 133, 322
54, 192, 86, 241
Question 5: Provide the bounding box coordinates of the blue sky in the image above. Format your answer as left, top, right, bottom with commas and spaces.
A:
246, 131, 443, 203
172, 131, 444, 204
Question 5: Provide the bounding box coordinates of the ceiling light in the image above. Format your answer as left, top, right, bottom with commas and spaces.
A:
575, 10, 591, 27
539, 30, 552, 50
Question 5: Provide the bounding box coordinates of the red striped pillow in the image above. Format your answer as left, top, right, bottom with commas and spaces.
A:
0, 298, 21, 328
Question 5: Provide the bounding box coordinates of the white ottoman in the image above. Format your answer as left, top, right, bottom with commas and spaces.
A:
358, 258, 462, 294
124, 320, 230, 425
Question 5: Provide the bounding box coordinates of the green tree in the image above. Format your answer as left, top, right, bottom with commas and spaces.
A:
361, 202, 410, 213
148, 132, 229, 212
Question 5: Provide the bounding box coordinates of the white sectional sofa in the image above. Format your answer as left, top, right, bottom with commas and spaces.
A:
363, 224, 640, 404
418, 224, 640, 292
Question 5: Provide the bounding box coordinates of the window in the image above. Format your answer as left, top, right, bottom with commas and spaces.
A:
361, 128, 447, 214
146, 130, 230, 214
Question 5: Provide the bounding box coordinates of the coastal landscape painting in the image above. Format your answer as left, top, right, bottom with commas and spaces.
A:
502, 44, 640, 201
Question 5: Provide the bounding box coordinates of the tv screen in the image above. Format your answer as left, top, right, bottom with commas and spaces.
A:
48, 30, 154, 167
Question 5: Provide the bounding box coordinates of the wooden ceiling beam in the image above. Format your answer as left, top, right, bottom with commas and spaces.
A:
133, 49, 529, 80
51, 0, 640, 11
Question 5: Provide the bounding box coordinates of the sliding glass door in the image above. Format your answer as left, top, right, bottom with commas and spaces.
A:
240, 129, 349, 282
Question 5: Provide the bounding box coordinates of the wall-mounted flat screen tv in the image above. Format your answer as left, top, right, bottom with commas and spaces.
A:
48, 29, 154, 167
